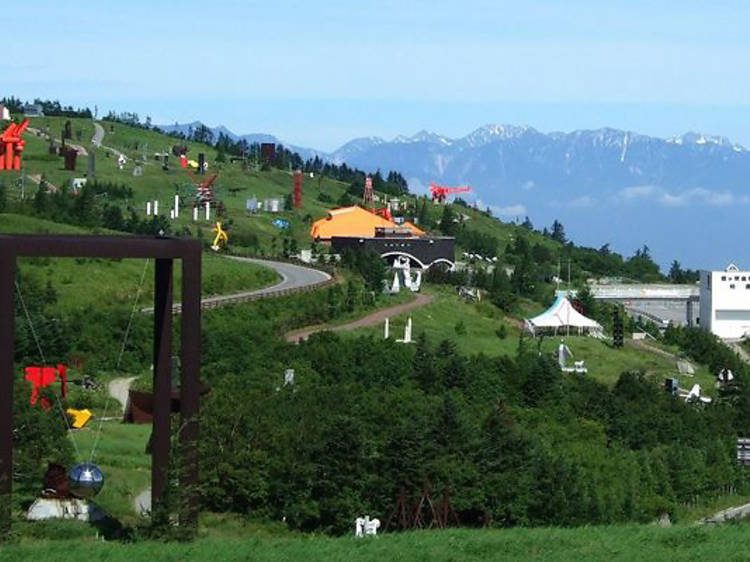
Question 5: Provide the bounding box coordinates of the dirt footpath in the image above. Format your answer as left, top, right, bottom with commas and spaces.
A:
285, 293, 435, 343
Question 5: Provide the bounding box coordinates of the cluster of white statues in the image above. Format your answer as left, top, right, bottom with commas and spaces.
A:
354, 515, 380, 537
388, 256, 422, 294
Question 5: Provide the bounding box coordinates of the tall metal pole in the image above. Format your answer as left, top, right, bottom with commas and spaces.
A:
152, 258, 173, 507
0, 248, 15, 537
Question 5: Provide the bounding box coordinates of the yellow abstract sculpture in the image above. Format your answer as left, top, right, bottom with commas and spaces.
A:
211, 222, 229, 251
66, 408, 93, 429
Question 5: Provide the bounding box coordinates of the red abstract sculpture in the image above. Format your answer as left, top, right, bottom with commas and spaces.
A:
24, 364, 68, 410
0, 119, 30, 171
429, 182, 472, 203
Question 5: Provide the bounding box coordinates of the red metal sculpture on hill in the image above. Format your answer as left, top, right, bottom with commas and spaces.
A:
429, 182, 472, 203
0, 119, 30, 171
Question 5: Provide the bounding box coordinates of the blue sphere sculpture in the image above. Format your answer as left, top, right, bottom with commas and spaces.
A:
68, 463, 104, 499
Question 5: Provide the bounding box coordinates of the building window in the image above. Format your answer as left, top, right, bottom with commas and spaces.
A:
743, 277, 747, 281
746, 284, 750, 289
730, 284, 736, 289
722, 276, 727, 281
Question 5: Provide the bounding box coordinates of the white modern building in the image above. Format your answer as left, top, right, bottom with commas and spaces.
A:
699, 264, 750, 339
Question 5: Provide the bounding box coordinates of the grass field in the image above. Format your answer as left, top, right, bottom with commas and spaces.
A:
4, 521, 750, 561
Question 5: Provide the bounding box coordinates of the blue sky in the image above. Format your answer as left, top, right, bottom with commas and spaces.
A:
4, 1, 750, 150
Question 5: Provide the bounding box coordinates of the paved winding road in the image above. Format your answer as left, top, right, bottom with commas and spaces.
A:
202, 257, 332, 307
142, 257, 333, 313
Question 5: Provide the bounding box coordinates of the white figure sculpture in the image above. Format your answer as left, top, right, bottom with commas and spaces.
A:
685, 383, 712, 404
392, 256, 422, 293
557, 340, 572, 369
146, 201, 152, 216
390, 272, 400, 294
384, 318, 390, 339
364, 517, 380, 536
174, 195, 180, 218
355, 515, 380, 537
397, 317, 413, 343
355, 516, 365, 537
117, 154, 127, 169
718, 368, 734, 384
153, 200, 159, 215
408, 270, 422, 292
284, 369, 295, 386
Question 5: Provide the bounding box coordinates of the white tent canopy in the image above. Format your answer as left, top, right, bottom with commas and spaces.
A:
525, 296, 602, 336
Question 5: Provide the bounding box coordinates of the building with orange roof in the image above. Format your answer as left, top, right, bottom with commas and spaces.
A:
311, 206, 424, 241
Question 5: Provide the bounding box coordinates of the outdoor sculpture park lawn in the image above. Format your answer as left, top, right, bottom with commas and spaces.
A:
342, 285, 710, 390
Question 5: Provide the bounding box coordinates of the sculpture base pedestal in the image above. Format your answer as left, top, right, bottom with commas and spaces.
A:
27, 498, 107, 522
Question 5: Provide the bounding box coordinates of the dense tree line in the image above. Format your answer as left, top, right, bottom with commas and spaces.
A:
197, 311, 750, 533
0, 96, 92, 118
13, 182, 173, 237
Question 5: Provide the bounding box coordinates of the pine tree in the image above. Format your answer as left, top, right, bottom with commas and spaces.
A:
439, 205, 457, 235
550, 220, 566, 243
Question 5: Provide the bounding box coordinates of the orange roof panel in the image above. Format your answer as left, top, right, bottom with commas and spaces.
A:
311, 206, 397, 240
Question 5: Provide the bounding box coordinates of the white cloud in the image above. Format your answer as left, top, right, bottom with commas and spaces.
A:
615, 185, 738, 207
491, 204, 527, 217
568, 195, 596, 208
522, 180, 535, 191
619, 185, 657, 200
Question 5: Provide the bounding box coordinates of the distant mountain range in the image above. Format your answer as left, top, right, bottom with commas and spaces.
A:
159, 120, 750, 269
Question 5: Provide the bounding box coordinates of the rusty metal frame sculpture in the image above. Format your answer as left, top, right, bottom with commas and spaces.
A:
0, 234, 202, 535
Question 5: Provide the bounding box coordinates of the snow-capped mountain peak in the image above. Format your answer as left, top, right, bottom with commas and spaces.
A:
667, 131, 744, 151
461, 123, 535, 147
393, 130, 453, 145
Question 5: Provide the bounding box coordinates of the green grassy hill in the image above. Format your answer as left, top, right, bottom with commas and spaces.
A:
12, 116, 353, 252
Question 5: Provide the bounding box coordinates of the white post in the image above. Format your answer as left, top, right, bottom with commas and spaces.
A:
169, 209, 175, 220
384, 318, 389, 339
192, 206, 198, 222
205, 201, 210, 221
406, 317, 412, 343
174, 194, 179, 218
153, 200, 159, 215
146, 201, 152, 216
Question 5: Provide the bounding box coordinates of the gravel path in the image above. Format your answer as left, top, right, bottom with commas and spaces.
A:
285, 293, 435, 343
92, 122, 104, 147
